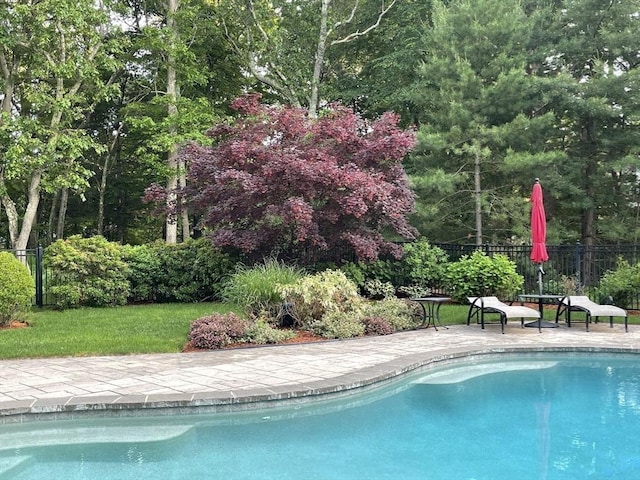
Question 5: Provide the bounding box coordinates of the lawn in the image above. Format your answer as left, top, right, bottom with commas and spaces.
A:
0, 302, 636, 360
0, 303, 234, 360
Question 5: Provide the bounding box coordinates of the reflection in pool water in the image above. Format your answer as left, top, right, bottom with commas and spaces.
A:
2, 353, 640, 479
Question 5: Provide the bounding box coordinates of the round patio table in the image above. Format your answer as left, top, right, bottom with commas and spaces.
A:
410, 297, 451, 331
518, 294, 564, 332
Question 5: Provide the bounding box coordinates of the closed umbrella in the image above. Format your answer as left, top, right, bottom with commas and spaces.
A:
526, 179, 557, 330
530, 178, 549, 293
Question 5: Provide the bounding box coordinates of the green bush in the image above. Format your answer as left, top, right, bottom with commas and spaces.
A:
339, 261, 367, 287
122, 244, 163, 302
278, 270, 362, 328
243, 317, 296, 344
310, 310, 365, 338
340, 259, 395, 292
222, 259, 305, 318
340, 240, 449, 296
360, 298, 420, 331
396, 285, 430, 298
0, 252, 34, 326
131, 239, 237, 303
362, 279, 396, 299
596, 258, 640, 308
44, 236, 130, 309
399, 239, 449, 289
443, 250, 523, 302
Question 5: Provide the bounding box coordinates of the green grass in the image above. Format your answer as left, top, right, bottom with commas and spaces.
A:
0, 303, 235, 360
1, 302, 637, 360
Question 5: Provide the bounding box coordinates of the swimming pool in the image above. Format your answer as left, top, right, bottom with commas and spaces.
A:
2, 352, 640, 479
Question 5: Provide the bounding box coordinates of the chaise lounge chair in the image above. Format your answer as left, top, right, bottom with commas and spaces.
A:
467, 296, 540, 334
555, 296, 628, 332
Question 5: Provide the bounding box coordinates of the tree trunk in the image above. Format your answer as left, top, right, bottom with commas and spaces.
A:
1, 170, 42, 251
166, 153, 178, 244
97, 165, 107, 236
581, 119, 596, 249
309, 0, 331, 118
56, 187, 68, 240
179, 157, 190, 241
580, 116, 597, 284
0, 52, 16, 116
165, 0, 179, 244
474, 150, 483, 246
48, 190, 60, 243
97, 123, 122, 237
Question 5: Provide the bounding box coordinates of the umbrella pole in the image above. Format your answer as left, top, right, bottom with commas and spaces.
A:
525, 264, 559, 330
538, 265, 544, 295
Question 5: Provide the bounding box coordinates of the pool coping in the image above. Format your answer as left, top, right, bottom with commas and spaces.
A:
3, 342, 639, 423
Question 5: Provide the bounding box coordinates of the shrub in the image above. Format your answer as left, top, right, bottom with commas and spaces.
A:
339, 261, 367, 287
396, 285, 430, 298
340, 240, 449, 296
222, 259, 305, 318
0, 252, 34, 326
399, 239, 449, 289
122, 244, 163, 303
129, 239, 238, 303
188, 312, 248, 349
443, 250, 523, 302
360, 298, 420, 331
44, 236, 130, 309
596, 258, 640, 308
243, 317, 296, 344
340, 259, 395, 293
362, 279, 396, 299
311, 311, 365, 339
560, 274, 582, 295
278, 270, 362, 328
362, 316, 393, 336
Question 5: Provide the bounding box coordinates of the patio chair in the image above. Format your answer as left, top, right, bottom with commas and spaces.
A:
555, 296, 628, 332
467, 296, 540, 334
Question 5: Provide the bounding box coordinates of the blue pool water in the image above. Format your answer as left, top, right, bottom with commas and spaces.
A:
2, 353, 640, 479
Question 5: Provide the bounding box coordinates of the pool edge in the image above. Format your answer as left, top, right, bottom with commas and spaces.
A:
3, 345, 639, 424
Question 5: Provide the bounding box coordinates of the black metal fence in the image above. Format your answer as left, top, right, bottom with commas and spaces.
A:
6, 243, 640, 309
435, 243, 640, 307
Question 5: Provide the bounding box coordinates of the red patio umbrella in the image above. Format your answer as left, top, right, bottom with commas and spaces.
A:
527, 179, 557, 330
530, 179, 548, 294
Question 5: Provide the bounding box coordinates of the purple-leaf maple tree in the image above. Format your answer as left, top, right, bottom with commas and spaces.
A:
181, 94, 418, 261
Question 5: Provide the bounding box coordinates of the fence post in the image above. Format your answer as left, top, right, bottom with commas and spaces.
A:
35, 245, 43, 308
574, 241, 582, 294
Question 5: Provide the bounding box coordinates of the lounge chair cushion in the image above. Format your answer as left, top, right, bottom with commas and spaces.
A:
560, 296, 627, 318
557, 295, 628, 332
468, 296, 540, 319
467, 296, 540, 334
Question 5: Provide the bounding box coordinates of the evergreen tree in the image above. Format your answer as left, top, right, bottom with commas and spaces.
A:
539, 0, 640, 245
405, 0, 559, 244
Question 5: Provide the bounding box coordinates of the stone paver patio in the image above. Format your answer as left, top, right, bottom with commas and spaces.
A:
1, 322, 639, 422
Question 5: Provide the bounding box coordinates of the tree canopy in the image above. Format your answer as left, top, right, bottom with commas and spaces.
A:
0, 0, 639, 250
178, 94, 417, 261
389, 0, 640, 245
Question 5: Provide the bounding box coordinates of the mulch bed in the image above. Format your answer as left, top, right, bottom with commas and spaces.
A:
0, 321, 28, 330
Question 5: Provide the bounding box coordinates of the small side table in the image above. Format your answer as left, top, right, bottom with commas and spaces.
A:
410, 297, 451, 331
